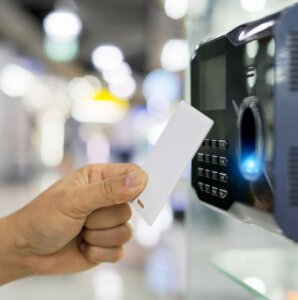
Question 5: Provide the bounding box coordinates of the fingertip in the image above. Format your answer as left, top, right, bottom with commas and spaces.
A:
127, 220, 134, 235
124, 169, 147, 189
83, 245, 124, 264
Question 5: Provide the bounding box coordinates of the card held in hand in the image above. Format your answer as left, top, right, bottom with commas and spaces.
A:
131, 101, 214, 225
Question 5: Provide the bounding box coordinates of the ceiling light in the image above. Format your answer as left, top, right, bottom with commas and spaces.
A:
161, 39, 189, 72
93, 268, 124, 300
71, 100, 128, 123
240, 0, 267, 12
103, 62, 132, 84
40, 109, 65, 167
0, 64, 35, 98
143, 69, 181, 102
43, 11, 82, 41
91, 45, 124, 71
164, 0, 189, 20
109, 76, 136, 99
71, 89, 129, 123
68, 77, 94, 101
84, 75, 102, 90
44, 37, 79, 62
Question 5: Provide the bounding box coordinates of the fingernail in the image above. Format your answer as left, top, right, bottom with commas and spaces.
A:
127, 220, 134, 234
125, 171, 144, 188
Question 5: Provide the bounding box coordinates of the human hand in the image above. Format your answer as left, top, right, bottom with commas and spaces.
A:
0, 163, 147, 284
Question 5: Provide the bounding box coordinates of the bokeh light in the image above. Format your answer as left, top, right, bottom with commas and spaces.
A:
43, 11, 82, 41
91, 45, 124, 71
0, 64, 35, 98
164, 0, 189, 20
109, 76, 136, 99
161, 39, 189, 72
240, 0, 267, 12
93, 268, 124, 300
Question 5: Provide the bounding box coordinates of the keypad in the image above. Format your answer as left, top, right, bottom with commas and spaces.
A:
211, 139, 218, 148
205, 184, 211, 194
219, 172, 228, 183
197, 182, 228, 199
198, 181, 204, 192
205, 169, 211, 178
196, 168, 228, 182
218, 139, 229, 149
204, 139, 211, 147
198, 167, 204, 177
197, 153, 204, 162
211, 171, 218, 180
219, 189, 228, 199
204, 154, 211, 163
219, 156, 228, 166
195, 138, 230, 200
211, 155, 218, 165
211, 187, 218, 197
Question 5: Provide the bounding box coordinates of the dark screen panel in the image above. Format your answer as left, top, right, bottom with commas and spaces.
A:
199, 55, 226, 111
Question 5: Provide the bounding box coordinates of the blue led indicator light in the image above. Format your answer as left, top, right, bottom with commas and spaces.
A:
240, 154, 262, 181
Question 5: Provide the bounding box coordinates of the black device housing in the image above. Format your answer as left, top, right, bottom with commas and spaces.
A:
191, 4, 298, 241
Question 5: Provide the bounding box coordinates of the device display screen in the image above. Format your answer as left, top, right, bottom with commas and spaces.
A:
199, 55, 226, 111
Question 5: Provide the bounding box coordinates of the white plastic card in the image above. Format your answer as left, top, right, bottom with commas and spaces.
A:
132, 101, 214, 225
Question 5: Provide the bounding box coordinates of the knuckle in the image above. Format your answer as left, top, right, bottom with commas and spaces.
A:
109, 248, 123, 262
77, 164, 98, 180
103, 180, 127, 205
102, 179, 114, 199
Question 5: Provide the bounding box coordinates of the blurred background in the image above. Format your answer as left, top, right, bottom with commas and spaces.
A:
0, 0, 297, 299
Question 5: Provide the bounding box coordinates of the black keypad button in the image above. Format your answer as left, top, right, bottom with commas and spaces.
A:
197, 153, 204, 162
205, 184, 211, 194
205, 169, 211, 178
219, 189, 228, 199
204, 154, 211, 163
219, 172, 228, 183
198, 182, 204, 192
198, 168, 204, 177
218, 139, 229, 149
211, 139, 218, 148
219, 156, 228, 166
211, 155, 218, 165
211, 171, 218, 181
204, 139, 211, 147
212, 186, 218, 197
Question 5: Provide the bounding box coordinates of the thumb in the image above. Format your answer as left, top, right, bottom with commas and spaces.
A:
72, 169, 147, 215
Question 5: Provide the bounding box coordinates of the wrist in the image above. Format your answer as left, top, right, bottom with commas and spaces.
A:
0, 215, 31, 285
